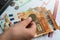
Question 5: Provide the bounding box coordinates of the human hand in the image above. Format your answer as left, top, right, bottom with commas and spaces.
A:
11, 17, 36, 40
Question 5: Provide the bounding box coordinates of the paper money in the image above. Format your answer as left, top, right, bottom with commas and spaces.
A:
29, 14, 45, 34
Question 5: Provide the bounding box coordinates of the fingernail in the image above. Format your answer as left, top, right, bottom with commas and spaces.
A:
28, 17, 32, 21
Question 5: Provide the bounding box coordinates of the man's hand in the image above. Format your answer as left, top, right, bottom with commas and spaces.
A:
0, 17, 36, 40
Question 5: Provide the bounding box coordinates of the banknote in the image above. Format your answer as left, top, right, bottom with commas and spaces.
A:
43, 10, 58, 31
29, 14, 45, 34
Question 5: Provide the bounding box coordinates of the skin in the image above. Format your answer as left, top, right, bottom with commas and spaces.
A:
0, 17, 36, 40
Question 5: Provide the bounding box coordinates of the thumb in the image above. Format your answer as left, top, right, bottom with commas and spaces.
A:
17, 17, 32, 28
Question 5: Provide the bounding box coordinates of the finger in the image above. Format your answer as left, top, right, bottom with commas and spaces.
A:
29, 22, 36, 32
27, 22, 36, 37
18, 17, 32, 28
